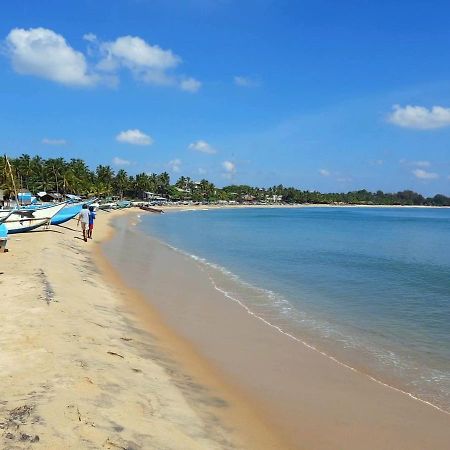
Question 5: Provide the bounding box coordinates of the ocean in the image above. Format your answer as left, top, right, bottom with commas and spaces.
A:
138, 206, 450, 412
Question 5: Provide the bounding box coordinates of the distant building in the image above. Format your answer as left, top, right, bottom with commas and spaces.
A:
37, 192, 64, 203
17, 189, 33, 205
143, 191, 167, 201
265, 194, 283, 203
174, 187, 191, 194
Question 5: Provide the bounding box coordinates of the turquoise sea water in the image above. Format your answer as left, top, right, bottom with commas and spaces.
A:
138, 207, 450, 411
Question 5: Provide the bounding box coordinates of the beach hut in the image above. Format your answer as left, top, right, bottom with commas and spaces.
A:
17, 189, 33, 205
37, 192, 64, 203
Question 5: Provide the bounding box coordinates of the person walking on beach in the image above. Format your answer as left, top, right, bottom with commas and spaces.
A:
77, 204, 89, 242
88, 205, 96, 239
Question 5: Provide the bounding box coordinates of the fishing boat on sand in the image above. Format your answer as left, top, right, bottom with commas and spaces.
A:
0, 203, 66, 234
140, 205, 164, 214
50, 199, 96, 225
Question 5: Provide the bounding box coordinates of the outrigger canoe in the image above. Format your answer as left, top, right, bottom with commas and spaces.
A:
0, 203, 66, 234
140, 205, 164, 214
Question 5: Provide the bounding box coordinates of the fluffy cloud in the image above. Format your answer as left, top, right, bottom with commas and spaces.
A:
97, 35, 200, 91
99, 35, 179, 72
5, 27, 97, 86
83, 33, 97, 43
42, 138, 67, 145
319, 169, 330, 176
188, 140, 217, 154
180, 77, 202, 92
112, 156, 131, 166
412, 169, 439, 180
233, 75, 260, 87
4, 28, 200, 91
388, 105, 450, 129
116, 129, 153, 146
168, 159, 182, 172
222, 160, 236, 173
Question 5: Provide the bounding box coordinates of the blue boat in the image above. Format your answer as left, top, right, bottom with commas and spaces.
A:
51, 201, 87, 225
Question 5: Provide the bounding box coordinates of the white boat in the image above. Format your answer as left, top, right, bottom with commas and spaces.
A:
0, 203, 66, 234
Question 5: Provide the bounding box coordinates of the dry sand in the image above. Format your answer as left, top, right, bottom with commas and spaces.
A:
0, 210, 285, 449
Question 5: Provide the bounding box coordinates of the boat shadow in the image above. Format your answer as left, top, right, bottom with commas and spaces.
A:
28, 228, 64, 235
55, 224, 78, 232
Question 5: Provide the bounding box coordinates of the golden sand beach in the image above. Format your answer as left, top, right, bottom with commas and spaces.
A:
0, 210, 285, 449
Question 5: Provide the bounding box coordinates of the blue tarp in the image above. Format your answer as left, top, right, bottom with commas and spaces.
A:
0, 223, 7, 239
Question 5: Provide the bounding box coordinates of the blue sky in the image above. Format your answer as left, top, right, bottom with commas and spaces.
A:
1, 0, 450, 195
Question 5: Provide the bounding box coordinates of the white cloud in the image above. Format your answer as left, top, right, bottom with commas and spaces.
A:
112, 156, 131, 166
4, 28, 200, 92
116, 129, 153, 146
97, 35, 200, 91
6, 27, 97, 86
233, 75, 260, 87
83, 33, 97, 43
388, 105, 450, 129
168, 159, 182, 172
42, 138, 67, 145
319, 169, 330, 176
180, 77, 202, 92
412, 169, 439, 180
370, 159, 384, 166
100, 35, 179, 72
222, 160, 236, 173
188, 140, 217, 154
198, 167, 207, 175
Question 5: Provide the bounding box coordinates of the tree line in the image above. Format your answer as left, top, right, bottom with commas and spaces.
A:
1, 154, 449, 206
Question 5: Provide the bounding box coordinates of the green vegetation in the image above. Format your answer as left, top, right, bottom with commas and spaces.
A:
1, 154, 449, 206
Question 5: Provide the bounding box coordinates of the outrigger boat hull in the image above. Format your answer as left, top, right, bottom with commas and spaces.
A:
51, 200, 95, 225
1, 203, 66, 234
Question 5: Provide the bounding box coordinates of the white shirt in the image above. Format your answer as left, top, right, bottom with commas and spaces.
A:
79, 209, 90, 224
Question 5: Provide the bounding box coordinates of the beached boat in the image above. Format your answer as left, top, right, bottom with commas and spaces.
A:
51, 199, 96, 225
0, 203, 66, 234
0, 199, 96, 226
140, 205, 164, 214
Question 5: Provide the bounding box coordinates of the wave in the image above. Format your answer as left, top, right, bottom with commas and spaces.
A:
149, 237, 450, 415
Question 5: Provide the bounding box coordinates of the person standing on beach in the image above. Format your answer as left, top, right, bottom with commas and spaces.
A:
88, 205, 96, 239
77, 204, 89, 242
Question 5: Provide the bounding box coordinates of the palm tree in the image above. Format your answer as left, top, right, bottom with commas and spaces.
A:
96, 165, 115, 196
114, 169, 129, 199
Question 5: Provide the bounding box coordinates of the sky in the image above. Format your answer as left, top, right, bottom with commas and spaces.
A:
1, 0, 450, 195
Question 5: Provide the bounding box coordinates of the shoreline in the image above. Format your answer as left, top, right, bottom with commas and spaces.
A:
158, 203, 450, 211
0, 209, 286, 449
150, 231, 450, 416
94, 211, 291, 449
103, 212, 450, 448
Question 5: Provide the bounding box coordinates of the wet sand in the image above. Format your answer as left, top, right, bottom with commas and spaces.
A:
0, 210, 285, 449
103, 212, 450, 450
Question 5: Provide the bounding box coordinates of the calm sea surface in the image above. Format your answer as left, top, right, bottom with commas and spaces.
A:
138, 207, 450, 411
